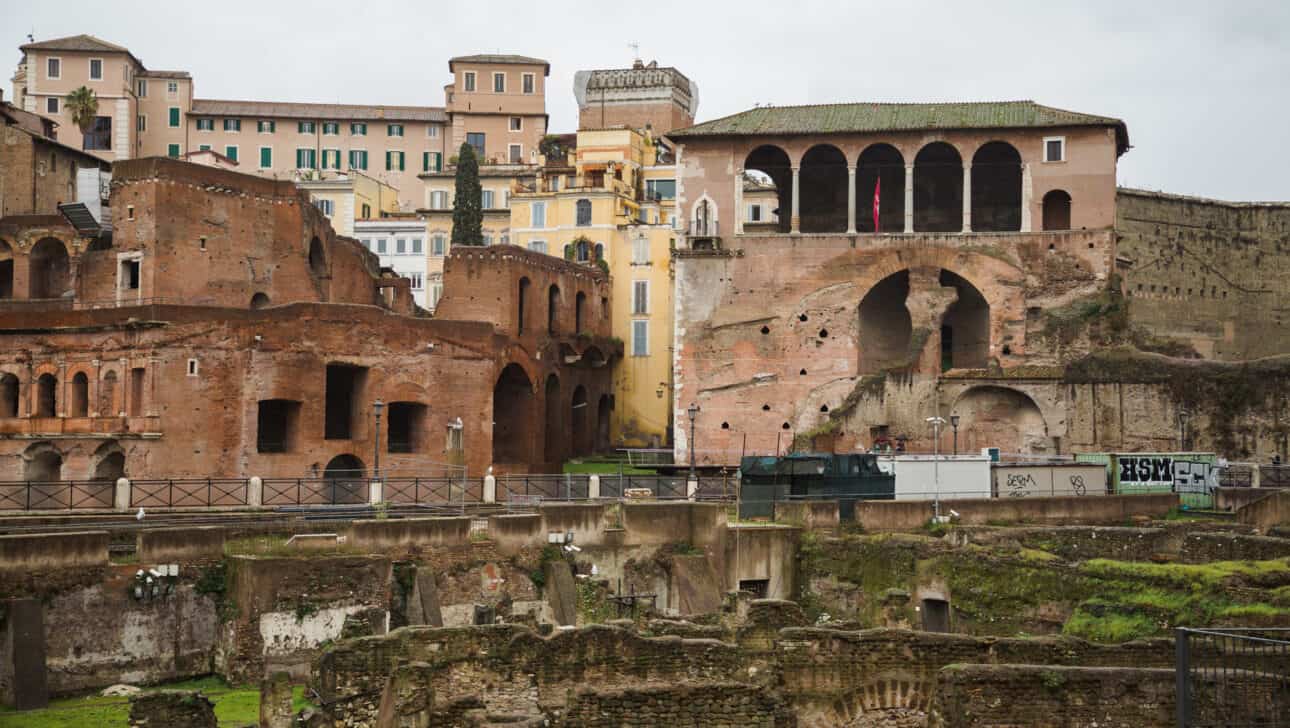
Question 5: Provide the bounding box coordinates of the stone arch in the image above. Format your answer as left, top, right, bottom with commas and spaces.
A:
100, 370, 119, 416
571, 385, 589, 457
518, 277, 531, 335
830, 675, 935, 724
596, 394, 611, 452
743, 145, 792, 233
799, 143, 848, 233
856, 144, 905, 233
323, 453, 365, 478
308, 236, 326, 277
939, 270, 990, 370
547, 284, 560, 335
951, 385, 1050, 454
70, 371, 90, 417
913, 142, 963, 232
0, 372, 18, 417
250, 292, 272, 309
493, 363, 535, 464
323, 454, 367, 503
0, 238, 13, 299
582, 346, 607, 368
858, 271, 913, 374
35, 372, 57, 417
544, 374, 562, 464
92, 441, 126, 481
23, 441, 63, 482
1043, 189, 1072, 231
971, 141, 1022, 232
29, 237, 71, 299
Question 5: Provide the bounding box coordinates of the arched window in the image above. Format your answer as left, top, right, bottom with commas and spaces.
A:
856, 144, 905, 233
308, 236, 326, 277
71, 372, 89, 417
36, 373, 57, 417
547, 285, 560, 334
576, 199, 592, 226
743, 145, 792, 233
575, 239, 590, 263
29, 238, 70, 299
0, 373, 18, 417
970, 142, 1022, 232
799, 144, 848, 233
1043, 190, 1072, 231
493, 363, 534, 464
913, 142, 963, 233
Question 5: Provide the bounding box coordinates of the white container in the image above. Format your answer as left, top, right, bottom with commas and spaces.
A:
877, 455, 992, 501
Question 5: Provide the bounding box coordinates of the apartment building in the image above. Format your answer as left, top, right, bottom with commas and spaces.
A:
297, 171, 400, 237
354, 216, 433, 309
11, 36, 549, 212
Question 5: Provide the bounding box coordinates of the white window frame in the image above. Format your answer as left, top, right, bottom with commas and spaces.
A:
166, 81, 178, 97
631, 320, 649, 357
115, 251, 144, 299
631, 237, 650, 264
322, 122, 339, 136
196, 117, 214, 132
223, 118, 241, 133
748, 204, 762, 222
46, 56, 61, 80
409, 272, 423, 290
431, 234, 446, 256
528, 240, 547, 255
259, 146, 273, 169
509, 116, 522, 132
431, 190, 449, 209
508, 143, 523, 164
136, 78, 147, 97
427, 125, 439, 138
257, 119, 274, 134
186, 359, 200, 377
46, 97, 59, 114
136, 114, 146, 132
349, 148, 368, 170
1043, 136, 1066, 163
463, 71, 476, 92
632, 280, 650, 315
522, 72, 535, 94
411, 237, 423, 254
430, 282, 443, 309
88, 58, 104, 81
351, 122, 367, 136
493, 71, 506, 93
530, 201, 546, 228
482, 190, 495, 209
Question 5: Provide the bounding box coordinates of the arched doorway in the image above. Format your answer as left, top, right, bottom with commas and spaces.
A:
596, 394, 611, 452
743, 145, 792, 233
799, 144, 848, 233
1, 373, 18, 417
323, 453, 366, 504
323, 453, 365, 478
250, 292, 271, 309
856, 144, 905, 233
23, 443, 62, 482
71, 372, 89, 417
544, 374, 562, 464
970, 142, 1022, 232
493, 363, 534, 464
0, 239, 13, 299
93, 441, 126, 481
570, 385, 589, 457
100, 370, 118, 417
939, 271, 991, 370
35, 373, 57, 417
952, 386, 1050, 454
1043, 190, 1072, 231
547, 285, 560, 335
29, 237, 70, 299
913, 143, 963, 232
858, 271, 913, 374
308, 236, 326, 277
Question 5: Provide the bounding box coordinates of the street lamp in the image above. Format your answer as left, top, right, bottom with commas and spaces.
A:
687, 402, 700, 480
372, 399, 385, 480
1178, 408, 1190, 451
950, 414, 961, 456
926, 415, 947, 520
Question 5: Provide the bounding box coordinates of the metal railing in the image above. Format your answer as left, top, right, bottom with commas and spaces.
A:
1176, 627, 1290, 727
261, 478, 370, 506
130, 479, 249, 508
0, 480, 115, 510
498, 474, 736, 503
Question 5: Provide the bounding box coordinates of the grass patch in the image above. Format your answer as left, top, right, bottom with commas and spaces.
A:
0, 676, 313, 727
562, 460, 654, 475
1080, 557, 1290, 589
1062, 605, 1160, 642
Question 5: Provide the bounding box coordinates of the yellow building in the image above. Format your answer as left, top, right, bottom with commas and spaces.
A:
296, 170, 399, 237
510, 127, 678, 447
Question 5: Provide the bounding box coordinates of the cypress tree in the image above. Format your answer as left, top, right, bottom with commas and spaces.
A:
451, 142, 484, 246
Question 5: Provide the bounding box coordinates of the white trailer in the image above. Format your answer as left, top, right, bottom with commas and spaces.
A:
876, 455, 993, 501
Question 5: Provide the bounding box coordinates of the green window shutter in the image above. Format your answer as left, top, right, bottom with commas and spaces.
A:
169, 108, 180, 127
167, 144, 180, 158
296, 149, 303, 168
226, 146, 238, 162
435, 152, 442, 172
399, 152, 405, 171
385, 151, 391, 171
261, 147, 271, 167
423, 151, 429, 172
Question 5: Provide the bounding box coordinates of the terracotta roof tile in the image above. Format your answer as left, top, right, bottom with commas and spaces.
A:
190, 99, 446, 123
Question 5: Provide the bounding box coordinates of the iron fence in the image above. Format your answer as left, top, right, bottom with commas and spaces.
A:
130, 479, 250, 508
261, 478, 370, 506
1176, 627, 1290, 727
382, 477, 466, 505
1262, 465, 1290, 489
0, 480, 115, 510
1217, 464, 1256, 488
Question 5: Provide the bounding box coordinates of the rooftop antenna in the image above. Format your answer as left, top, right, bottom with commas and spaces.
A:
628, 41, 640, 62
27, 29, 35, 43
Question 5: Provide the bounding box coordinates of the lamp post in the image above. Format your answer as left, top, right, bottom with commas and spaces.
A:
926, 415, 947, 520
1177, 408, 1190, 451
372, 399, 385, 480
950, 414, 961, 456
687, 402, 700, 480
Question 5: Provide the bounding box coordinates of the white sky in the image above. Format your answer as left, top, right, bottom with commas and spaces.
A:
6, 0, 1288, 200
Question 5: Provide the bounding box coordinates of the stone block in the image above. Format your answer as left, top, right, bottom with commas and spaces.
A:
128, 691, 216, 727
2, 598, 47, 710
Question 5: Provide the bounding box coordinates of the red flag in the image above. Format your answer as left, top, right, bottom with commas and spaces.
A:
872, 177, 881, 233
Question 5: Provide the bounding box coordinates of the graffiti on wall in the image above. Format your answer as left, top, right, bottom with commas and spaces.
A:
1117, 456, 1218, 495
1001, 470, 1092, 498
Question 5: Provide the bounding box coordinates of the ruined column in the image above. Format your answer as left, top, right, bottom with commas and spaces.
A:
734, 167, 744, 235
962, 163, 972, 233
1020, 162, 1033, 232
903, 164, 914, 233
259, 672, 294, 728
847, 165, 857, 234
790, 166, 801, 234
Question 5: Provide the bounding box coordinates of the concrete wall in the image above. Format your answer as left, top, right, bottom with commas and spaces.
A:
0, 531, 107, 571
992, 463, 1108, 498
346, 517, 470, 551
853, 492, 1178, 532
136, 526, 226, 562
1237, 490, 1290, 534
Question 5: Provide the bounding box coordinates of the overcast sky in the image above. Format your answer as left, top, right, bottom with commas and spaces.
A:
7, 0, 1288, 200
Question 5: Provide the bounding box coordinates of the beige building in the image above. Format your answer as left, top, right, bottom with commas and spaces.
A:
11, 36, 549, 212
297, 171, 400, 238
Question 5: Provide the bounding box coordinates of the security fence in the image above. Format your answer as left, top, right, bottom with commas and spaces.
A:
1175, 627, 1290, 727
0, 480, 115, 510
130, 479, 250, 508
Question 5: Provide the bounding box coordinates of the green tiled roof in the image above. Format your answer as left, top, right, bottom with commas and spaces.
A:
669, 100, 1129, 153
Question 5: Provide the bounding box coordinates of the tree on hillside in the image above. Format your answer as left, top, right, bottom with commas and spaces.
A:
451, 143, 484, 247
64, 86, 99, 134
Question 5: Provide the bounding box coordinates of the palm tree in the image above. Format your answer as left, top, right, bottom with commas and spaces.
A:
63, 86, 99, 134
